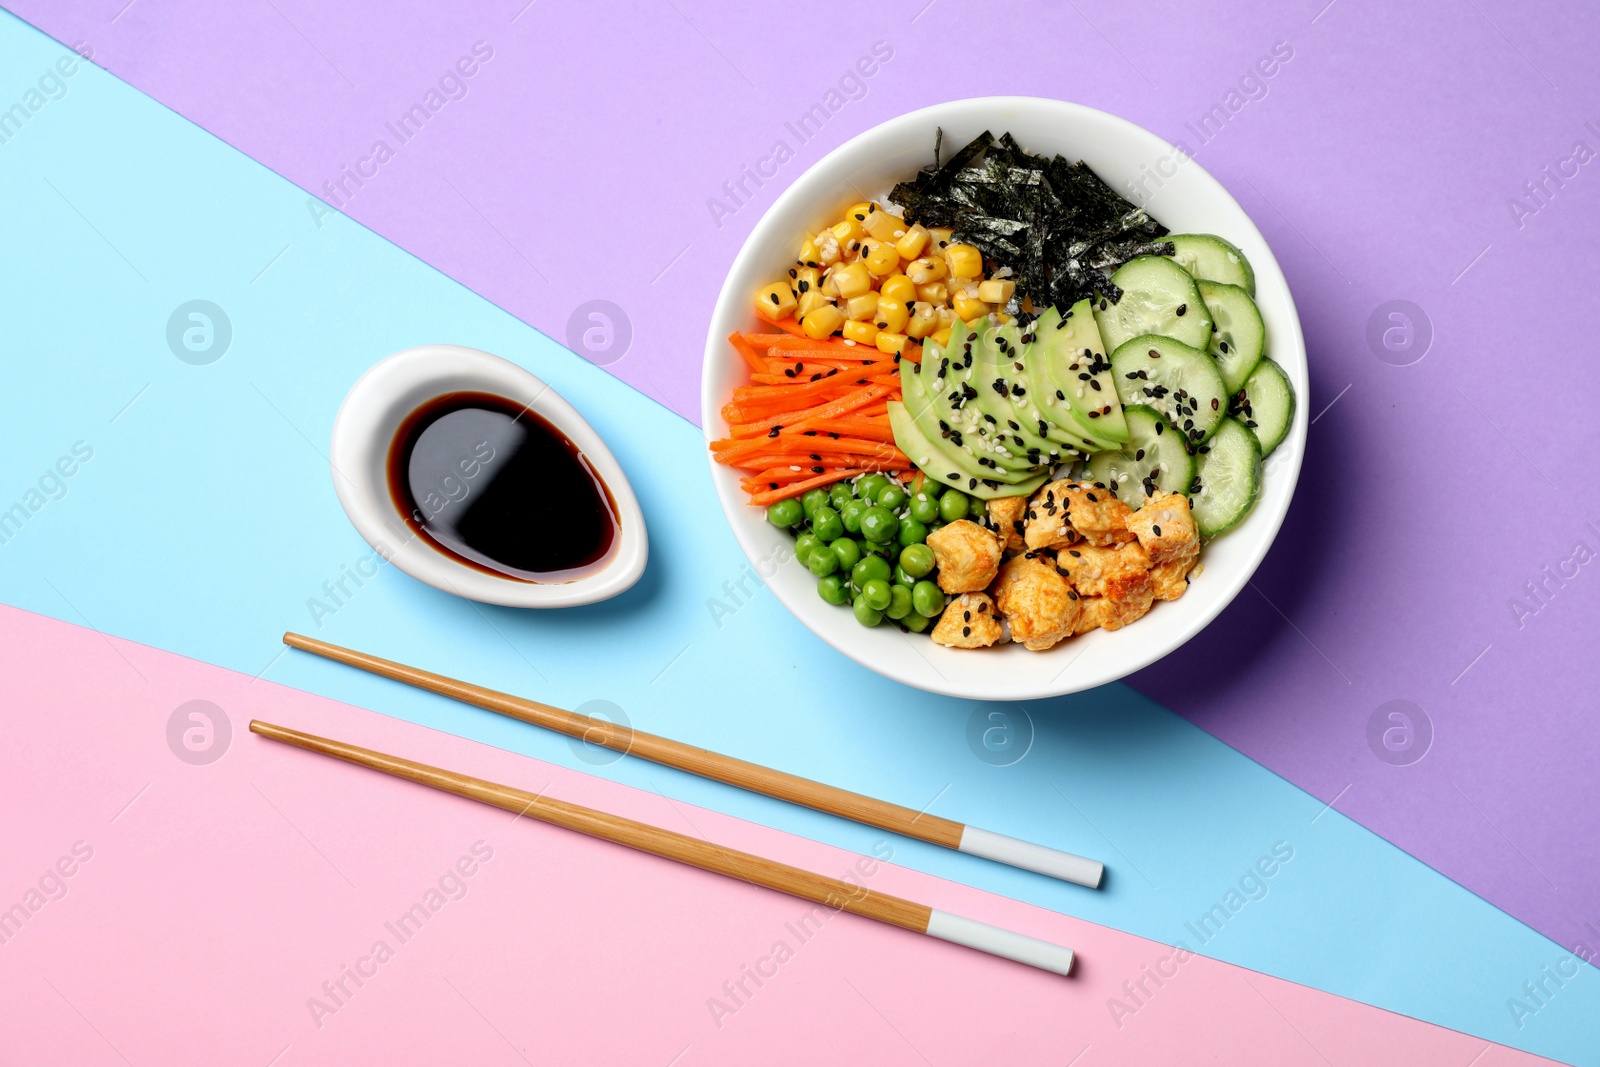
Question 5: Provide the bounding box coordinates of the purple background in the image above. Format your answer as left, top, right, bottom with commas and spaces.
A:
12, 0, 1597, 960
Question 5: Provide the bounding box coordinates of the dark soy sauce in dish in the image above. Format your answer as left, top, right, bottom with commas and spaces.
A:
388, 392, 619, 583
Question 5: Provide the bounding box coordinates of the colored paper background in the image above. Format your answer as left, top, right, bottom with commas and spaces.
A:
0, 5, 1596, 1063
0, 607, 1561, 1066
4, 0, 1594, 969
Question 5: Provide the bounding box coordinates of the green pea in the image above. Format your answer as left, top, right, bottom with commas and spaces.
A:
897, 516, 928, 546
899, 544, 935, 579
877, 483, 909, 510
909, 491, 940, 524
893, 563, 916, 587
901, 610, 932, 633
829, 483, 854, 511
817, 574, 850, 605
852, 594, 883, 627
830, 537, 861, 570
840, 499, 867, 534
851, 555, 891, 589
767, 498, 804, 528
794, 533, 821, 561
912, 580, 946, 618
860, 505, 897, 543
886, 584, 912, 620
939, 490, 970, 523
861, 577, 892, 611
801, 487, 831, 517
855, 473, 889, 501
811, 505, 843, 543
807, 547, 839, 577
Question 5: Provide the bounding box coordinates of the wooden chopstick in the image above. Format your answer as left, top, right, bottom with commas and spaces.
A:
283, 632, 1103, 889
249, 719, 1075, 976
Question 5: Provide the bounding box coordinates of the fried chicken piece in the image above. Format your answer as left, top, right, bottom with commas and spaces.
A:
931, 592, 1003, 648
1127, 492, 1199, 566
1055, 540, 1151, 598
991, 554, 1080, 651
986, 494, 1028, 553
1150, 558, 1194, 601
1023, 480, 1134, 550
926, 519, 1003, 594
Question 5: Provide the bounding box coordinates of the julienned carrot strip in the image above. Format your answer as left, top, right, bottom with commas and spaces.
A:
712, 426, 897, 463
729, 383, 891, 437
726, 447, 910, 471
769, 317, 809, 338
741, 460, 905, 489
728, 332, 771, 375
725, 438, 909, 462
749, 468, 907, 506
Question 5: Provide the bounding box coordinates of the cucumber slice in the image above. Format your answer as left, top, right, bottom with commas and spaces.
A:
1094, 256, 1214, 354
1196, 280, 1264, 393
1166, 234, 1255, 296
1081, 405, 1196, 511
1191, 417, 1261, 537
1231, 358, 1295, 456
1109, 335, 1228, 445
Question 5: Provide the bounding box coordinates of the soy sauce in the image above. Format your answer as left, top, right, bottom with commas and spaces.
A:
388, 392, 618, 583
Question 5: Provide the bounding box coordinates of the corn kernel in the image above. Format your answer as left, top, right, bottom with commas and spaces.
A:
792, 266, 819, 298
844, 291, 879, 321
879, 274, 915, 303
952, 293, 990, 321
844, 201, 873, 221
931, 327, 952, 347
914, 280, 949, 305
875, 331, 910, 355
906, 256, 947, 285
833, 261, 872, 299
906, 301, 938, 338
756, 282, 797, 320
874, 298, 909, 333
977, 278, 1015, 304
801, 304, 845, 339
798, 237, 820, 266
796, 290, 832, 317
861, 240, 899, 276
993, 311, 1014, 325
864, 207, 901, 242
944, 243, 982, 279
927, 227, 954, 251
934, 306, 957, 330
830, 218, 863, 244
948, 276, 980, 298
894, 224, 930, 261
842, 319, 878, 345
814, 231, 841, 266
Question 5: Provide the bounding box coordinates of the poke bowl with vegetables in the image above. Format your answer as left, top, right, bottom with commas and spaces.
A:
702, 97, 1307, 700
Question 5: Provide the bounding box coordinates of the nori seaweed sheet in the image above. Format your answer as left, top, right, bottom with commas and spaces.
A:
888, 129, 1171, 311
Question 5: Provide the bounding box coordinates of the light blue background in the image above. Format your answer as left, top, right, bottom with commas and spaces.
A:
0, 17, 1591, 1063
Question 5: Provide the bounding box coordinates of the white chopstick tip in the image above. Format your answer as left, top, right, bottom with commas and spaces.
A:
958, 825, 1104, 889
925, 910, 1075, 976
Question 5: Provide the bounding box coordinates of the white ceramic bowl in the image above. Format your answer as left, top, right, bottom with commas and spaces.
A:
701, 97, 1308, 700
331, 344, 647, 607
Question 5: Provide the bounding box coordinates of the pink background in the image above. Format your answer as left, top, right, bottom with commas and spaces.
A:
0, 605, 1555, 1065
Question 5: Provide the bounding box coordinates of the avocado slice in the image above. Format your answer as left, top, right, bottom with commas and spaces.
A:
959, 322, 1086, 466
1025, 301, 1128, 446
888, 401, 1049, 499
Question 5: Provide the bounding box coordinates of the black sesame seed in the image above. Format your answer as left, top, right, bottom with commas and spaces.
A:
1152, 524, 1161, 536
1175, 303, 1187, 316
